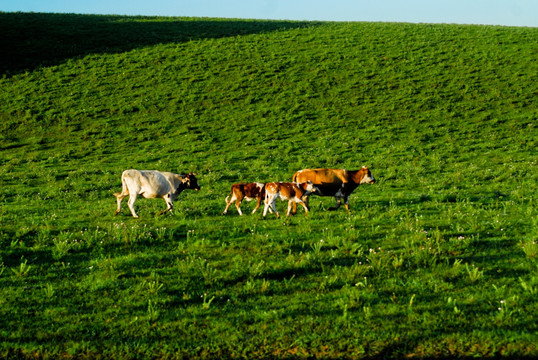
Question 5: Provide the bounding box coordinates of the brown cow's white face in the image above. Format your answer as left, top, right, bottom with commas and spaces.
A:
304, 180, 320, 195
359, 167, 375, 184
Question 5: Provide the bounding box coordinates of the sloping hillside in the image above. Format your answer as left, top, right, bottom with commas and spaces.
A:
0, 13, 537, 359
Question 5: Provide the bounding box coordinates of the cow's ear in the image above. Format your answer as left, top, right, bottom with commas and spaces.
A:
190, 172, 198, 176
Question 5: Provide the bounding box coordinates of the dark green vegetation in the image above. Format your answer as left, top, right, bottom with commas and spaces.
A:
1, 12, 537, 359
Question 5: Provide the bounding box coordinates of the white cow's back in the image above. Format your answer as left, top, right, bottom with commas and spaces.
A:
122, 170, 173, 198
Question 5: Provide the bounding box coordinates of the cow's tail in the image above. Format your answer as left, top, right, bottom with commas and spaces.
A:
292, 171, 299, 184
225, 190, 233, 203
114, 172, 129, 198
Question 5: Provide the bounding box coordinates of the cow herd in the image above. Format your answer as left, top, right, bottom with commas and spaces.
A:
114, 167, 375, 218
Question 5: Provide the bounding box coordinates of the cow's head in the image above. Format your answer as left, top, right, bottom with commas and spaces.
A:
183, 172, 200, 191
303, 180, 320, 195
357, 166, 375, 184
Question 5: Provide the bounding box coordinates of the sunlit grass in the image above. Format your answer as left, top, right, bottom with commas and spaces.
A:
0, 12, 537, 359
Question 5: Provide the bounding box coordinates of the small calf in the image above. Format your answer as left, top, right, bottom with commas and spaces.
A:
223, 182, 265, 216
263, 181, 319, 218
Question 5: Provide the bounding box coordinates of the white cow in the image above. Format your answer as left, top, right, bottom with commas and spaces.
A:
114, 170, 200, 218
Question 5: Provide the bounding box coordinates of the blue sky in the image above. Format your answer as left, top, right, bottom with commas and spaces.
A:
1, 0, 537, 27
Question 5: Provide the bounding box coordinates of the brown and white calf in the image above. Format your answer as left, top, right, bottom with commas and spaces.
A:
263, 181, 319, 218
223, 182, 265, 216
114, 170, 200, 218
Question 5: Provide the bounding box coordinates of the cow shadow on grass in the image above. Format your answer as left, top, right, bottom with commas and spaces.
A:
0, 12, 320, 76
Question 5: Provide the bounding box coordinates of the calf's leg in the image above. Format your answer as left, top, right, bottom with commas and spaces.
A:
263, 195, 279, 218
303, 196, 310, 211
252, 197, 262, 214
272, 200, 280, 218
262, 197, 272, 218
292, 199, 309, 215
287, 200, 293, 216
235, 199, 244, 216
222, 194, 234, 215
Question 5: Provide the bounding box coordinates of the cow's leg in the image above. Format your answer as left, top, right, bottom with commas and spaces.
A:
127, 193, 139, 218
263, 195, 279, 218
263, 198, 274, 214
235, 199, 244, 216
262, 197, 271, 218
222, 194, 234, 215
328, 197, 342, 211
293, 199, 309, 215
270, 196, 280, 218
299, 200, 309, 214
344, 196, 351, 211
292, 195, 308, 215
114, 192, 127, 216
303, 195, 310, 211
114, 178, 129, 216
287, 200, 293, 216
159, 194, 173, 215
261, 203, 274, 215
263, 195, 273, 218
252, 196, 262, 214
272, 200, 280, 218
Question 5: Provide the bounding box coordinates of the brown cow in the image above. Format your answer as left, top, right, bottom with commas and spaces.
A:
292, 167, 375, 211
263, 181, 319, 218
223, 182, 265, 216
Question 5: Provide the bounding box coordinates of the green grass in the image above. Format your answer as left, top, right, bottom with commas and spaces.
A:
1, 12, 537, 359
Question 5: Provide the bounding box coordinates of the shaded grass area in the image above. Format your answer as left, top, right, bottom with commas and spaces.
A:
0, 12, 537, 359
0, 12, 317, 75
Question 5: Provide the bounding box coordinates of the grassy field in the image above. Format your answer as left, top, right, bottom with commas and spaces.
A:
1, 12, 537, 359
